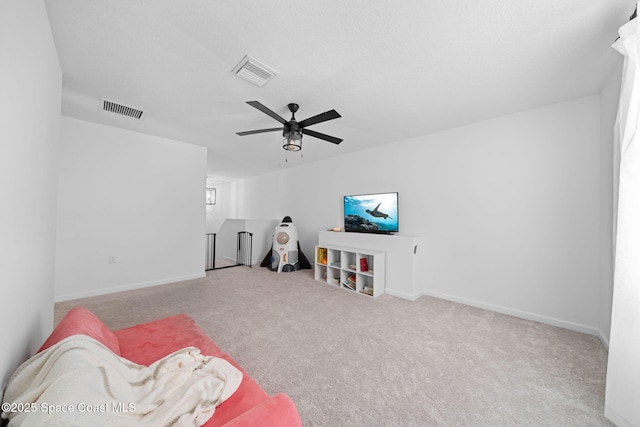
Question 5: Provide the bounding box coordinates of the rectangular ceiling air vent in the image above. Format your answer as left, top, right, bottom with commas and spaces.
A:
102, 99, 145, 120
231, 55, 278, 87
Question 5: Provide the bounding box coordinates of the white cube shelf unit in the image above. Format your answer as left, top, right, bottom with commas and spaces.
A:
314, 245, 385, 298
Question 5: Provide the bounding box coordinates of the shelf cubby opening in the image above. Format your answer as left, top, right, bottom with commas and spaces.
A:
342, 251, 357, 271
316, 247, 328, 265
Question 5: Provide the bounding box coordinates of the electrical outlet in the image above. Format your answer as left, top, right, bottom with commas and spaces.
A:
108, 255, 117, 264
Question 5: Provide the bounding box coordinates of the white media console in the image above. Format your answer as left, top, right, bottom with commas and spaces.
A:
317, 230, 423, 300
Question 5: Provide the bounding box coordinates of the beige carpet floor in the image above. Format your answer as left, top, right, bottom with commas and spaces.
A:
55, 267, 613, 427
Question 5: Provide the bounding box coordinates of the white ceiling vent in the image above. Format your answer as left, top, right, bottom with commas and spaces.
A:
102, 99, 145, 120
231, 55, 278, 87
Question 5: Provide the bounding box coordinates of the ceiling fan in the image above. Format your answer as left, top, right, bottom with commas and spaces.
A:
236, 101, 342, 151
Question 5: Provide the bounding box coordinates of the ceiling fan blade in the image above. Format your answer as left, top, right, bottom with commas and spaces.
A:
298, 109, 341, 128
246, 101, 288, 125
236, 127, 283, 136
301, 128, 343, 145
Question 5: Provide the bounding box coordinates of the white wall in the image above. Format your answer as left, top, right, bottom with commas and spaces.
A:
599, 58, 623, 347
236, 96, 605, 335
0, 0, 61, 390
55, 117, 207, 300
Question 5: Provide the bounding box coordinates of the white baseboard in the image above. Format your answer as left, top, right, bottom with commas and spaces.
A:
420, 289, 604, 338
54, 272, 206, 302
598, 330, 610, 351
385, 288, 423, 301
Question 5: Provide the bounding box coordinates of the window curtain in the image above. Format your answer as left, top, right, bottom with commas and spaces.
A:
605, 5, 640, 426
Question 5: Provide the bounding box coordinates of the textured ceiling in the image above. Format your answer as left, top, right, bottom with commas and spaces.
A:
44, 0, 633, 181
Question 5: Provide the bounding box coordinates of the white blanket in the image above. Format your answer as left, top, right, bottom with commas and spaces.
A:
1, 335, 242, 426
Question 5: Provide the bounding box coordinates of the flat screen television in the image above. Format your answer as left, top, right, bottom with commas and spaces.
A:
344, 192, 399, 234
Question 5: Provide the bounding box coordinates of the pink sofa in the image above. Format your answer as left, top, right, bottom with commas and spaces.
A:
38, 306, 301, 427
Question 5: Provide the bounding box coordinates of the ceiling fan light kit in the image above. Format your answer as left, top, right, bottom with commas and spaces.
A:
237, 101, 343, 153
283, 130, 302, 151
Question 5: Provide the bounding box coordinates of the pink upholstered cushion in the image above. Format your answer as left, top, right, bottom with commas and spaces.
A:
221, 394, 302, 427
38, 306, 121, 355
114, 314, 272, 427
114, 313, 225, 365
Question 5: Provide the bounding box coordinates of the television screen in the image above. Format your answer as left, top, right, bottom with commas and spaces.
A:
344, 192, 398, 234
